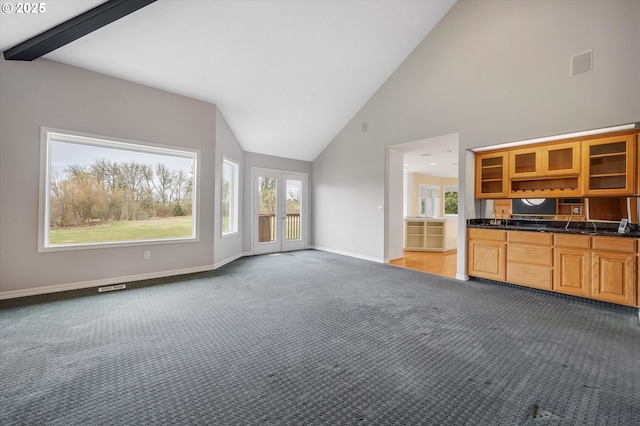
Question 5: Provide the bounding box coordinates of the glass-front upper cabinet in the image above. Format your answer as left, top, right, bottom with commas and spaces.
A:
583, 134, 636, 195
509, 142, 580, 179
475, 152, 508, 198
542, 142, 581, 176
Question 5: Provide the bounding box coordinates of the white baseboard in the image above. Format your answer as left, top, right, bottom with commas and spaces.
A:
0, 265, 215, 300
213, 253, 244, 269
309, 245, 384, 264
456, 274, 469, 281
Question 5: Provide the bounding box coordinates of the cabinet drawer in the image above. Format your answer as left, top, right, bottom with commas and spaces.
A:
555, 234, 591, 249
508, 244, 553, 267
468, 228, 506, 242
592, 236, 636, 253
508, 230, 553, 245
507, 264, 553, 290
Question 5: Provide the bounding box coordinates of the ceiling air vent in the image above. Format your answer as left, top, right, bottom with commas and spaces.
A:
570, 50, 592, 77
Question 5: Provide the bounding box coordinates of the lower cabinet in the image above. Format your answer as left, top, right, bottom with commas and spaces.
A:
507, 231, 553, 290
468, 229, 639, 307
468, 229, 506, 281
554, 234, 591, 298
591, 237, 637, 306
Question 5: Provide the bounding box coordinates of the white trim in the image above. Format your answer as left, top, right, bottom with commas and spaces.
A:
39, 127, 200, 252
471, 123, 637, 152
309, 245, 384, 264
0, 265, 215, 300
213, 252, 244, 269
456, 273, 469, 281
221, 157, 240, 236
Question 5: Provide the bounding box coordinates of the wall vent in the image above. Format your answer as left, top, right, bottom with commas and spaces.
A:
98, 284, 127, 293
570, 50, 592, 77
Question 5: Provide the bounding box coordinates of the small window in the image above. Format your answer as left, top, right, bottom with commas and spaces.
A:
444, 186, 458, 215
222, 158, 239, 235
40, 129, 198, 251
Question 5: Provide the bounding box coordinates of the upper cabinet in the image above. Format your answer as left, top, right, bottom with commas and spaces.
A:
509, 142, 580, 179
508, 141, 582, 197
583, 134, 636, 196
475, 130, 638, 199
475, 152, 508, 198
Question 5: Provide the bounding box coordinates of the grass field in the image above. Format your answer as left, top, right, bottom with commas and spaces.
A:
49, 216, 193, 245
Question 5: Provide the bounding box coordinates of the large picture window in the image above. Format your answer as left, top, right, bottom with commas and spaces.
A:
40, 129, 198, 250
221, 158, 239, 235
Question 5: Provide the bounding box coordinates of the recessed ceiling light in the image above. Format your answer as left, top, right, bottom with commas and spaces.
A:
429, 163, 437, 166
420, 153, 431, 156
305, 94, 314, 101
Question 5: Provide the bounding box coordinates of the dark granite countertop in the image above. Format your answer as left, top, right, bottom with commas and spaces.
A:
468, 219, 640, 238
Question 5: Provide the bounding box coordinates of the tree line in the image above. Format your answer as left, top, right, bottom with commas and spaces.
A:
50, 159, 193, 228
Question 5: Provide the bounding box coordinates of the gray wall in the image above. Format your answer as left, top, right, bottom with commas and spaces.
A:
242, 152, 312, 253
312, 0, 640, 270
0, 59, 217, 296
213, 109, 245, 267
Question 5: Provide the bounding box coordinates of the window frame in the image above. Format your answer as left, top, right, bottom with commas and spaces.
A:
38, 127, 200, 252
443, 185, 459, 216
221, 157, 239, 237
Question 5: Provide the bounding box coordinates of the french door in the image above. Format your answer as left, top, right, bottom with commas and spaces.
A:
253, 168, 307, 255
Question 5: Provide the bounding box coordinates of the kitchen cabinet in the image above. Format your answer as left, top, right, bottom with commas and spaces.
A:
554, 234, 591, 298
404, 219, 457, 251
468, 227, 639, 307
591, 237, 636, 306
583, 134, 636, 196
506, 231, 553, 290
468, 228, 506, 281
508, 141, 582, 197
509, 142, 580, 179
475, 152, 508, 198
637, 137, 640, 195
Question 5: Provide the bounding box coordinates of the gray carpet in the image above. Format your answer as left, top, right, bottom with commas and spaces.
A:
1, 249, 639, 425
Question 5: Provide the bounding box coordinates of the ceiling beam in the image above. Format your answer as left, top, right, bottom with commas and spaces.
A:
3, 0, 157, 61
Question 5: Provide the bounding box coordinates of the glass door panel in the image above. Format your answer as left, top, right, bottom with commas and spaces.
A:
285, 179, 301, 241
258, 176, 277, 243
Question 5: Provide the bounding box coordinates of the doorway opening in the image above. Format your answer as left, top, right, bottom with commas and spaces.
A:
386, 133, 460, 278
252, 168, 307, 255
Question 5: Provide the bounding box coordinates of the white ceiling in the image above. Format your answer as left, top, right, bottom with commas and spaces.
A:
0, 0, 456, 162
390, 133, 459, 178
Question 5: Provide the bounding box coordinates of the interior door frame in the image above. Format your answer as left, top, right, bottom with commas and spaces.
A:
252, 167, 308, 255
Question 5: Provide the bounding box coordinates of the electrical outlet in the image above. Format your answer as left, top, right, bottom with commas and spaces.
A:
144, 251, 151, 260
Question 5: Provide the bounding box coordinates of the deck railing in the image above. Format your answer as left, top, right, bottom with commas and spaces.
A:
258, 213, 301, 242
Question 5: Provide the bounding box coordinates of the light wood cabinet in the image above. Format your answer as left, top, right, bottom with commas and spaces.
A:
509, 142, 580, 179
590, 236, 636, 306
507, 142, 582, 197
509, 147, 541, 179
468, 229, 506, 281
468, 228, 639, 307
475, 152, 508, 198
506, 231, 553, 290
404, 219, 457, 251
583, 134, 636, 196
591, 250, 636, 306
554, 234, 591, 298
637, 137, 640, 195
475, 131, 638, 199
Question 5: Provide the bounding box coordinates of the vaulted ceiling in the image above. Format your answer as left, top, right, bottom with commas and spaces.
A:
1, 0, 456, 162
